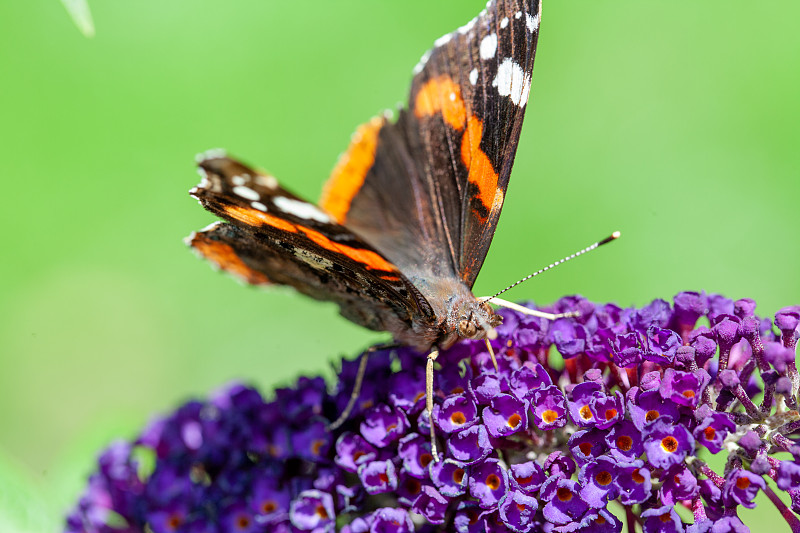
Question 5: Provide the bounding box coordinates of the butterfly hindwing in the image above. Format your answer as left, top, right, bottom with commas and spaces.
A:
319, 0, 542, 288
188, 154, 438, 349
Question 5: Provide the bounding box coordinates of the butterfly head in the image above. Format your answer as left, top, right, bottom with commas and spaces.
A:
455, 300, 502, 342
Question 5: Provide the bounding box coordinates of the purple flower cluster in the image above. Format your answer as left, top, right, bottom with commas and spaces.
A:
66, 293, 800, 533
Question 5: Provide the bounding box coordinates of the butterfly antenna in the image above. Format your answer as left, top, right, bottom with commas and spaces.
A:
481, 231, 621, 303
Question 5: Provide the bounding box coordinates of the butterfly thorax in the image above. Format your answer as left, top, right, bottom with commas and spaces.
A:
409, 275, 502, 350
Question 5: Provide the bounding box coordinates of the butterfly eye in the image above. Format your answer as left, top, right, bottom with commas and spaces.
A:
458, 320, 478, 338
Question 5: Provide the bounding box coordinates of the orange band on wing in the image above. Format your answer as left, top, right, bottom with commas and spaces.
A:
222, 204, 396, 273
460, 115, 499, 215
414, 75, 467, 131
320, 116, 384, 224
223, 205, 298, 233
191, 233, 271, 285
302, 227, 397, 273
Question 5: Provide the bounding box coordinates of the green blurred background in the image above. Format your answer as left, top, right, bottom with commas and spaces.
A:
1, 1, 797, 531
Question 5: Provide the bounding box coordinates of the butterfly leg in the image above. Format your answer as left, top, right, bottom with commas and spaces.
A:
329, 343, 399, 431
485, 297, 581, 320
426, 348, 440, 462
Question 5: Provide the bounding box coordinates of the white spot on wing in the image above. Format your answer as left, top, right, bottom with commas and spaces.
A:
469, 68, 479, 85
254, 174, 278, 189
251, 201, 268, 212
458, 16, 477, 35
492, 58, 532, 107
526, 13, 540, 33
273, 196, 332, 223
479, 33, 497, 60
232, 185, 261, 202
413, 49, 432, 75
500, 17, 509, 29
434, 32, 453, 47
231, 175, 246, 186
515, 11, 522, 19
195, 148, 227, 163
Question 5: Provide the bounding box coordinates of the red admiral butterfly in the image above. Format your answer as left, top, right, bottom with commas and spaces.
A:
188, 0, 545, 454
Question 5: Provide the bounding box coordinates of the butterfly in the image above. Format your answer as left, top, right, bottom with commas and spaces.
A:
188, 0, 543, 455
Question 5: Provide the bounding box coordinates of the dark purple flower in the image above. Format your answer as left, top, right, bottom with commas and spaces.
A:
692, 412, 735, 454
358, 460, 398, 495
579, 456, 620, 508
530, 385, 568, 430
641, 505, 682, 533
289, 490, 335, 532
468, 459, 509, 509
368, 507, 414, 533
509, 461, 546, 495
509, 363, 553, 398
447, 423, 492, 465
568, 429, 608, 466
250, 478, 290, 523
672, 291, 708, 331
430, 459, 468, 497
567, 381, 603, 428
628, 390, 680, 431
642, 419, 694, 469
589, 390, 625, 430
453, 501, 484, 533
498, 489, 539, 532
617, 461, 652, 505
611, 331, 644, 367
540, 477, 589, 526
471, 372, 510, 404
645, 326, 681, 364
434, 393, 478, 434
411, 485, 449, 525
360, 404, 408, 448
776, 459, 800, 491
659, 465, 698, 505
482, 393, 528, 437
550, 318, 588, 358
397, 433, 434, 478
722, 469, 765, 509
221, 502, 258, 533
335, 432, 377, 472
659, 368, 710, 408
605, 420, 644, 461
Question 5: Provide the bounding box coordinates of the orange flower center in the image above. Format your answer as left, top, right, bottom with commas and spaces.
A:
605, 408, 618, 420
507, 413, 522, 428
596, 471, 612, 486
451, 412, 467, 425
486, 474, 501, 491
616, 435, 633, 451
645, 410, 660, 422
660, 436, 679, 453
557, 487, 573, 502
579, 405, 593, 420
542, 409, 558, 423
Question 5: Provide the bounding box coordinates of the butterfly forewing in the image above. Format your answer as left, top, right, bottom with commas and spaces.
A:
189, 154, 438, 349
319, 0, 542, 289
